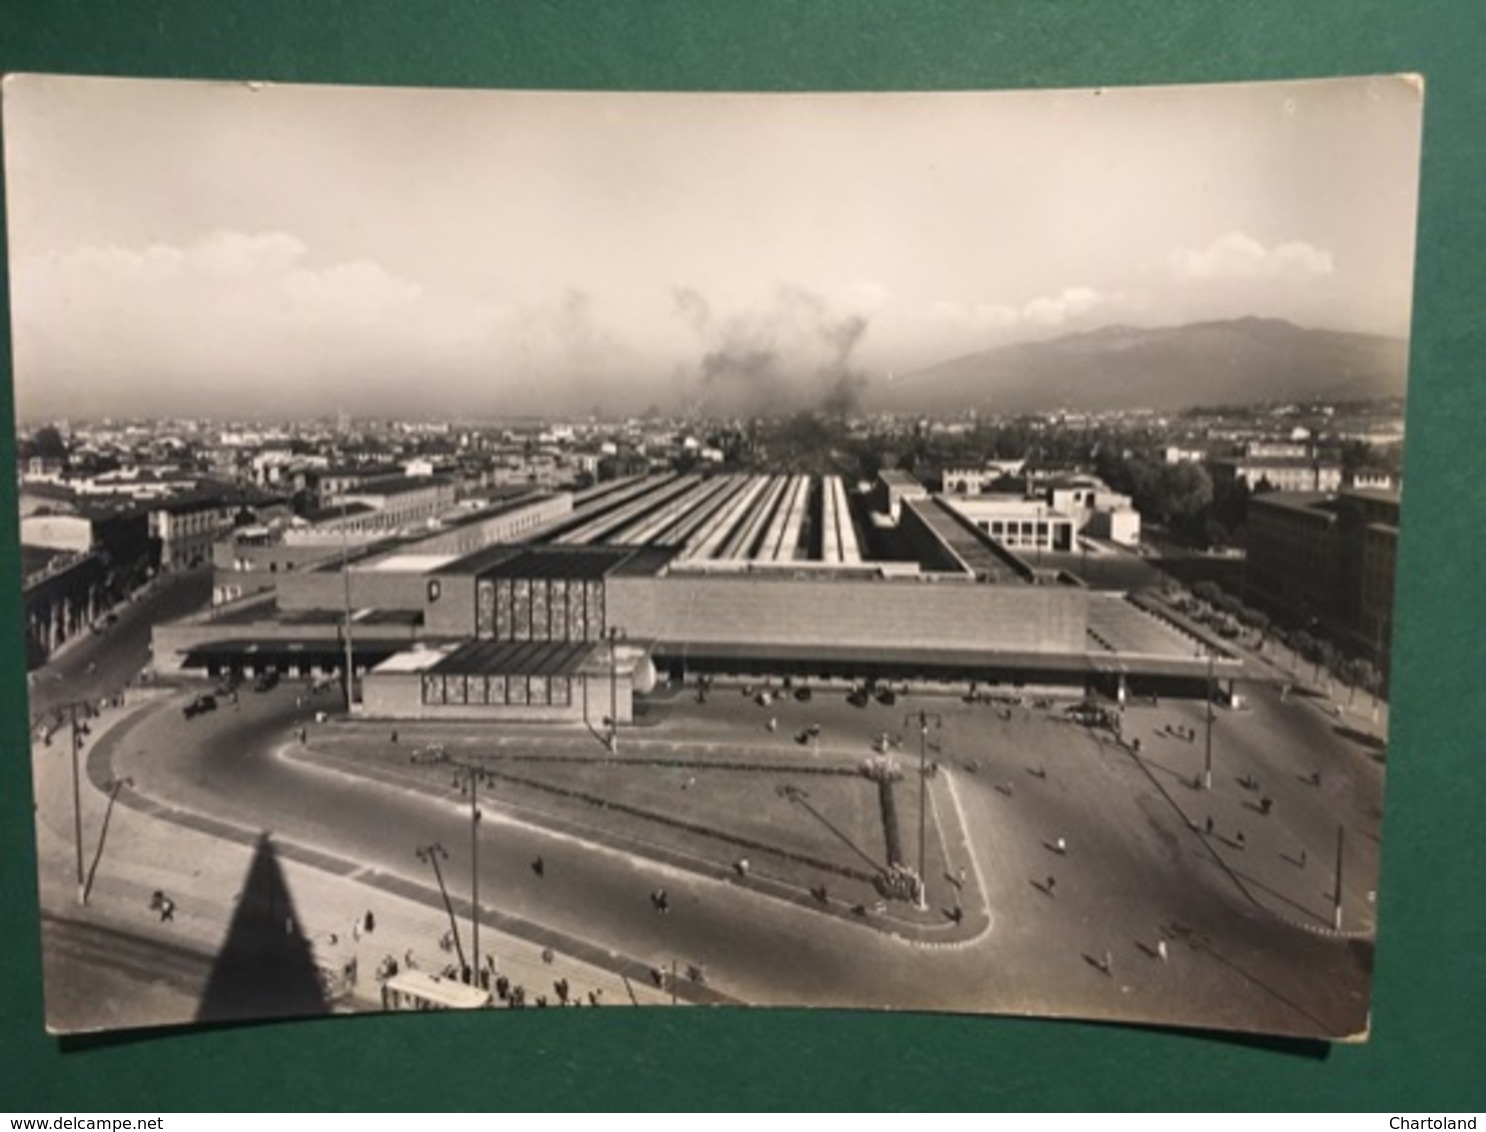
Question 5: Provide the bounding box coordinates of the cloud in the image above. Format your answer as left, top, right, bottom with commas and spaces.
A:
1170, 232, 1334, 282
929, 285, 1110, 332
9, 229, 501, 415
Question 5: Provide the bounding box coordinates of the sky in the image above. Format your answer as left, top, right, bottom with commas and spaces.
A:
2, 74, 1423, 421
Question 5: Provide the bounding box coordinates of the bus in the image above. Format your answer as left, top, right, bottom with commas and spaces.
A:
380, 969, 491, 1011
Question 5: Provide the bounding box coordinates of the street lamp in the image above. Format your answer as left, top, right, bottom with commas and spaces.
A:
903, 710, 943, 910
415, 842, 467, 975
423, 750, 488, 983
1202, 652, 1215, 791
456, 766, 484, 983
338, 497, 356, 713
604, 626, 628, 752
1332, 823, 1346, 931
35, 699, 98, 906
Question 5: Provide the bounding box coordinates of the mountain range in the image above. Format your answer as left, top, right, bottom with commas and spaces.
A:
872, 317, 1409, 415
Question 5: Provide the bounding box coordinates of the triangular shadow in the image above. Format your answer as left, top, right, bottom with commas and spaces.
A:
196, 833, 331, 1024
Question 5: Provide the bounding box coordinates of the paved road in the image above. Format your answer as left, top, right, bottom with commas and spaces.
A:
27, 568, 212, 722
39, 913, 211, 1033
92, 675, 1377, 1035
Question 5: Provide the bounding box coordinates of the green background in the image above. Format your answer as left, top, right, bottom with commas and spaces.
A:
1, 0, 1482, 1112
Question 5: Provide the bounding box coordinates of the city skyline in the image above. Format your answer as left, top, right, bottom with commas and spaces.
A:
4, 74, 1423, 421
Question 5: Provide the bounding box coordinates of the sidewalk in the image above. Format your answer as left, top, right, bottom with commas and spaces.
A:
29, 696, 676, 1032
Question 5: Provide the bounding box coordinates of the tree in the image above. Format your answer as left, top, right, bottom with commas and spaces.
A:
1314, 640, 1342, 687
1159, 462, 1214, 532
30, 425, 68, 461
1192, 581, 1223, 607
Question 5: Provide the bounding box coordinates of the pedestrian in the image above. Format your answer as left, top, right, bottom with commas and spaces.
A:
1204, 816, 1214, 835
1103, 949, 1113, 974
1299, 848, 1308, 867
949, 904, 963, 925
1236, 831, 1246, 849
364, 910, 376, 933
957, 865, 967, 887
1261, 796, 1273, 815
767, 717, 777, 733
532, 855, 545, 877
299, 726, 307, 744
541, 947, 554, 965
404, 948, 416, 969
1157, 939, 1169, 963
1046, 875, 1056, 895
159, 896, 175, 923
329, 932, 338, 946
390, 730, 399, 744
1055, 836, 1067, 855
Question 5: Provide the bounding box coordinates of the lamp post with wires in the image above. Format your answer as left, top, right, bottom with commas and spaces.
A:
338, 496, 356, 713
34, 699, 99, 905
903, 710, 943, 910
421, 750, 492, 983
1200, 652, 1216, 790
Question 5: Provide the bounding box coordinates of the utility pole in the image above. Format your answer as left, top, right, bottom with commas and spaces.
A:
416, 843, 467, 975
904, 710, 942, 910
464, 769, 481, 983
339, 497, 356, 713
35, 700, 99, 906
68, 703, 88, 905
427, 752, 489, 984
1203, 652, 1215, 791
1333, 823, 1346, 931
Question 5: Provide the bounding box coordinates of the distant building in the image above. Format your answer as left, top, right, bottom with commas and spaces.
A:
1210, 456, 1343, 494
1345, 469, 1397, 492
940, 496, 1076, 553
311, 463, 405, 506
873, 469, 929, 521
941, 461, 1027, 494
1162, 446, 1207, 465
1244, 440, 1312, 459
150, 493, 239, 571
1245, 488, 1400, 667
20, 504, 153, 666
326, 475, 460, 534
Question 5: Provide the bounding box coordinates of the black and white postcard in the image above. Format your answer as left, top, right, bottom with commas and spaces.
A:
3, 74, 1421, 1037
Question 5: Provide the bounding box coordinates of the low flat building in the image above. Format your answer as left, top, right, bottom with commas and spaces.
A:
1210, 456, 1343, 493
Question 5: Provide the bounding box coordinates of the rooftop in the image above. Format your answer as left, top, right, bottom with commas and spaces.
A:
472, 545, 674, 582
301, 501, 378, 524
341, 474, 454, 498
878, 469, 924, 488
362, 553, 460, 573
1248, 491, 1336, 516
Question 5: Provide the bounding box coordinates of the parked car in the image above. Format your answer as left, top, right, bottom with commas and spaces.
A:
183, 694, 217, 720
